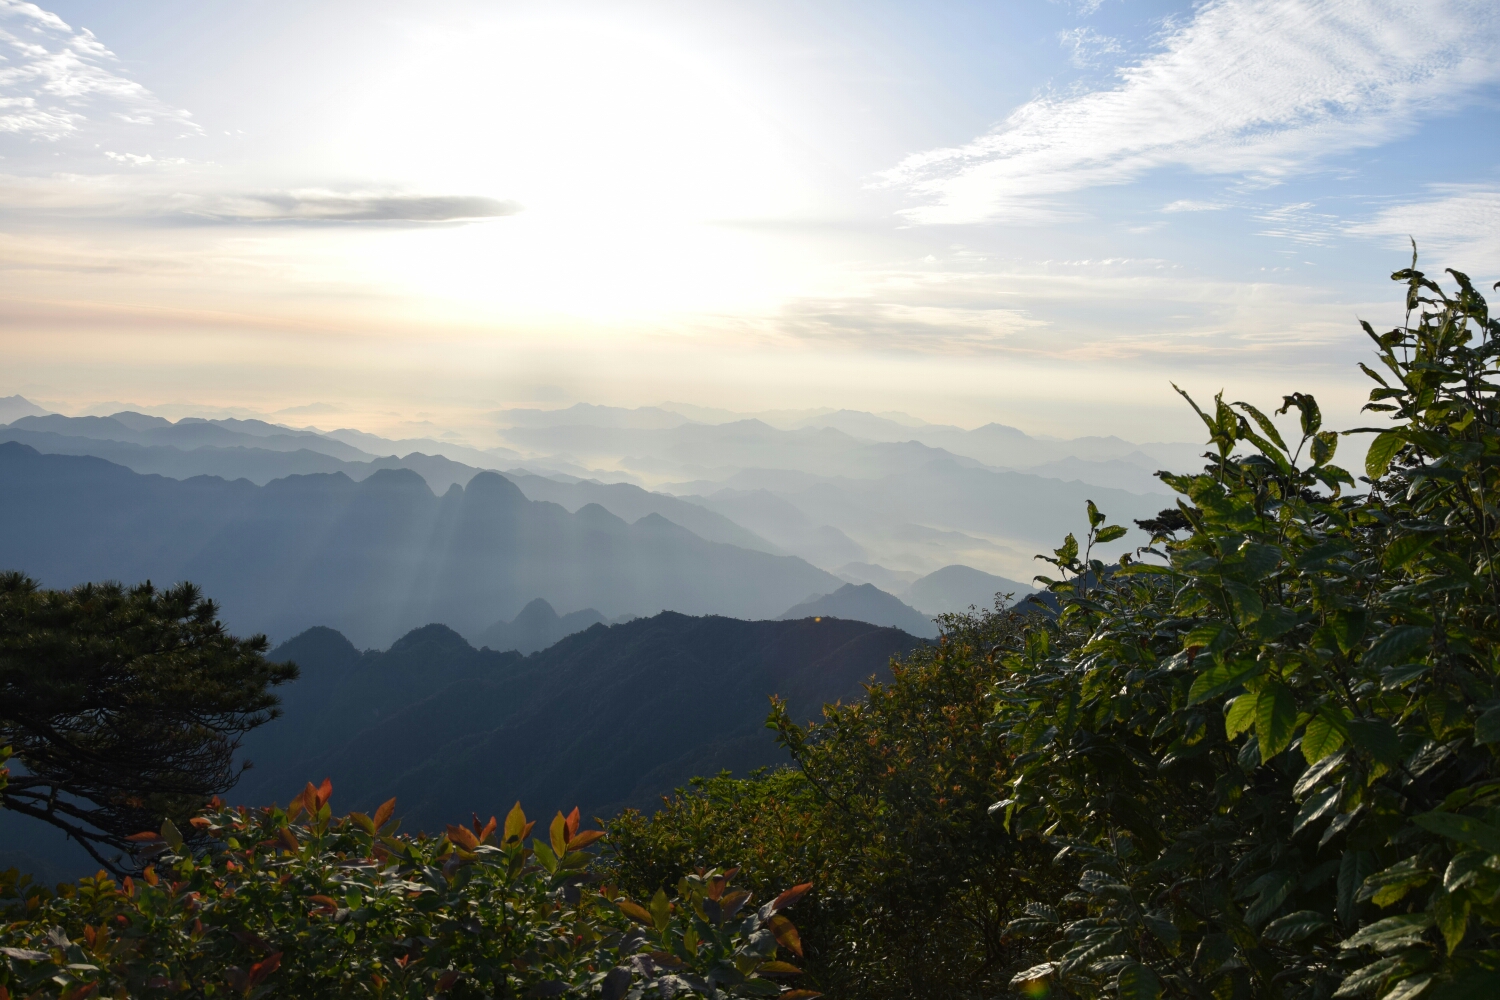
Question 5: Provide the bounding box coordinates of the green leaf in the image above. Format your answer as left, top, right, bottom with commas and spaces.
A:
1311, 430, 1339, 467
1384, 533, 1438, 570
1333, 955, 1402, 998
1432, 887, 1469, 955
1412, 811, 1500, 854
1224, 580, 1264, 623
1096, 525, 1127, 543
1291, 787, 1340, 837
1116, 962, 1161, 1000
1384, 974, 1435, 1000
1256, 682, 1297, 762
1234, 400, 1290, 452
1328, 609, 1367, 654
160, 818, 183, 850
531, 839, 559, 874
1255, 605, 1301, 641
1263, 910, 1329, 942
1225, 693, 1257, 739
1340, 913, 1432, 952
1087, 500, 1105, 528
1366, 430, 1405, 479
1361, 858, 1432, 908
650, 887, 671, 931
1338, 851, 1374, 930
1278, 392, 1322, 436
1188, 660, 1261, 706
1347, 719, 1401, 767
1302, 708, 1349, 763
1365, 626, 1430, 669
1473, 707, 1500, 745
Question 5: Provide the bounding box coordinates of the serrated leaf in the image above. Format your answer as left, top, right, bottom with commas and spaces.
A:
1347, 719, 1401, 767
1365, 626, 1430, 669
1340, 913, 1432, 952
1256, 683, 1297, 763
1225, 693, 1257, 739
1303, 709, 1349, 763
1292, 787, 1341, 837
1097, 525, 1127, 543
1333, 954, 1402, 998
1189, 660, 1261, 706
1263, 910, 1329, 942
1384, 533, 1438, 570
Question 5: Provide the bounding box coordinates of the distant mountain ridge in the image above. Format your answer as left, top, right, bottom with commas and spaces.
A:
234, 612, 925, 827
478, 598, 615, 654
0, 443, 841, 647
778, 582, 937, 638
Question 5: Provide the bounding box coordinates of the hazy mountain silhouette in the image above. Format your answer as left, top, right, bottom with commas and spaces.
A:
778, 582, 936, 638
478, 598, 609, 654
903, 564, 1033, 614
236, 613, 923, 828
0, 443, 841, 646
0, 395, 50, 424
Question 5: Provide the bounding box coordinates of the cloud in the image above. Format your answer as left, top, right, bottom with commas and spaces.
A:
1345, 185, 1500, 271
0, 0, 198, 142
1162, 200, 1227, 213
884, 0, 1500, 224
1255, 201, 1341, 247
1059, 27, 1123, 68
191, 191, 523, 224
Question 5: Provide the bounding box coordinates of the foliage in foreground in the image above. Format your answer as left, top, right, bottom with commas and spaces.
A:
608, 604, 1048, 999
0, 781, 815, 1000
611, 258, 1500, 1000
0, 574, 295, 872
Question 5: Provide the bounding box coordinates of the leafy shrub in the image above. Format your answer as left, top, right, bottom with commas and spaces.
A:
0, 780, 816, 1000
989, 258, 1500, 999
608, 600, 1055, 999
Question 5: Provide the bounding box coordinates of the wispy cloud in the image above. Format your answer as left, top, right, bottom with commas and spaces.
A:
190, 191, 523, 224
1345, 185, 1500, 270
0, 0, 198, 142
884, 0, 1500, 224
1255, 201, 1341, 247
1162, 200, 1228, 213
1058, 27, 1122, 68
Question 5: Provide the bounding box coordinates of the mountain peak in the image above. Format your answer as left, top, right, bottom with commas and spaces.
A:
389, 623, 474, 654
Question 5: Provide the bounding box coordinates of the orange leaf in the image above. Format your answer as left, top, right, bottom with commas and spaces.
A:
316, 778, 332, 807
125, 831, 165, 843
143, 866, 159, 887
69, 983, 99, 1000
477, 815, 497, 845
277, 827, 300, 852
373, 797, 397, 831
0, 983, 10, 1000
780, 992, 823, 999
502, 802, 527, 845
617, 900, 654, 924
565, 807, 580, 841
248, 952, 282, 987
769, 914, 803, 957
769, 882, 813, 913
564, 830, 606, 852
189, 817, 211, 830
759, 961, 804, 975
446, 825, 479, 851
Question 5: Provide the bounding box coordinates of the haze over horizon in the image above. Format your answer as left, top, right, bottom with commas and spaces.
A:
2, 0, 1498, 442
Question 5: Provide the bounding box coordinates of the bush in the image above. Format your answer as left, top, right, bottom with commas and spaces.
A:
608, 599, 1057, 999
989, 258, 1500, 999
0, 781, 816, 1000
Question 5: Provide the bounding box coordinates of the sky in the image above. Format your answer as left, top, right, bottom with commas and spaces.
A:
0, 0, 1497, 442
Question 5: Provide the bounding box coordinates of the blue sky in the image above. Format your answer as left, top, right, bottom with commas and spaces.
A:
0, 0, 1496, 441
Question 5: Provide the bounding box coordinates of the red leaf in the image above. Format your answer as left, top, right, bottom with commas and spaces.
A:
565, 806, 581, 841
373, 797, 397, 831
477, 815, 497, 845
126, 831, 165, 843
769, 882, 813, 913
564, 830, 606, 852
248, 952, 282, 987
315, 778, 332, 807
446, 825, 479, 851
769, 914, 803, 957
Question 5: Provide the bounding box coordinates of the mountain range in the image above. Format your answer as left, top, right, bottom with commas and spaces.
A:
0, 443, 842, 647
